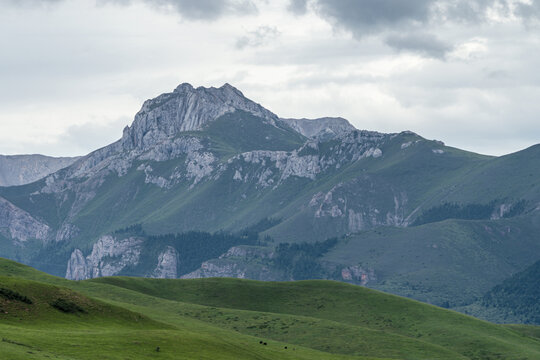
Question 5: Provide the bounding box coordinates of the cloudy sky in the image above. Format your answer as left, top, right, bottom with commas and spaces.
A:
1, 0, 539, 156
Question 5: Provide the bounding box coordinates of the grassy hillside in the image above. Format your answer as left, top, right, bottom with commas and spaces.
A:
0, 260, 362, 360
324, 215, 540, 307
1, 258, 539, 360
90, 276, 540, 359
438, 144, 540, 205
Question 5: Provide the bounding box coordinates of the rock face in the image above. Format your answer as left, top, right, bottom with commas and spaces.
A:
65, 249, 89, 281
0, 154, 79, 187
66, 237, 181, 280
121, 83, 279, 152
0, 196, 50, 242
309, 180, 409, 232
65, 235, 143, 280
227, 130, 388, 189
181, 246, 283, 281
340, 265, 376, 286
282, 117, 356, 140
152, 246, 179, 279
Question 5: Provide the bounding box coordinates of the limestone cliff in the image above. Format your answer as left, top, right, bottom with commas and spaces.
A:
152, 246, 179, 279
65, 235, 143, 280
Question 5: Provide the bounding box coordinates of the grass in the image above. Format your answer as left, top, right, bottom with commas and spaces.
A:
0, 258, 539, 360
0, 263, 369, 360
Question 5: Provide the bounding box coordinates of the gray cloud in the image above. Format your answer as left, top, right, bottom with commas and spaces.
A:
515, 1, 540, 21
314, 0, 433, 36
236, 26, 280, 49
287, 0, 308, 16
294, 1, 525, 36
285, 0, 523, 61
385, 33, 453, 59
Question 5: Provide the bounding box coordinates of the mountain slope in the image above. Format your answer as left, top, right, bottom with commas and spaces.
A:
324, 214, 540, 307
460, 259, 540, 324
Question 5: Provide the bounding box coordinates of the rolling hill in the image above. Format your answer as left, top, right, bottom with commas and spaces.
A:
0, 257, 539, 359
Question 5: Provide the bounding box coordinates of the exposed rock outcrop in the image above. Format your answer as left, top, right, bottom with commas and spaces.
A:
152, 246, 179, 279
341, 265, 376, 286
309, 180, 409, 232
219, 246, 275, 260
0, 196, 50, 242
181, 260, 249, 279
181, 246, 282, 281
65, 249, 89, 281
121, 83, 278, 152
226, 130, 388, 189
65, 235, 143, 280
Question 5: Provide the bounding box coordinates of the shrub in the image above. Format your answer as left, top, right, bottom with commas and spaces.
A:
50, 298, 85, 314
0, 288, 32, 304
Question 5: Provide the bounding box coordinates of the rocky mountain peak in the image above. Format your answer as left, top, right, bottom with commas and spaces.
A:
173, 82, 195, 93
121, 83, 278, 152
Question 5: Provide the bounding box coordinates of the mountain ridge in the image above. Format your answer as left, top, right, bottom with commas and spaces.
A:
0, 154, 79, 187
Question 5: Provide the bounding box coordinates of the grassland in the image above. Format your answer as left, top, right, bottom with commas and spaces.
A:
0, 258, 539, 360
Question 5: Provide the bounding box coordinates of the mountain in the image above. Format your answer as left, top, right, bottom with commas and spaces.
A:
0, 154, 79, 186
1, 257, 539, 359
0, 82, 538, 322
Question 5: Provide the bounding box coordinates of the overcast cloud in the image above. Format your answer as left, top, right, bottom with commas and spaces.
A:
0, 0, 538, 156
104, 0, 258, 20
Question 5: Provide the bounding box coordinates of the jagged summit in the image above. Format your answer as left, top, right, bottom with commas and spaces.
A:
121, 83, 278, 151
174, 82, 244, 97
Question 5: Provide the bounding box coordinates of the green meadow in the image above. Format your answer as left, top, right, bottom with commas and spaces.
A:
0, 257, 538, 360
